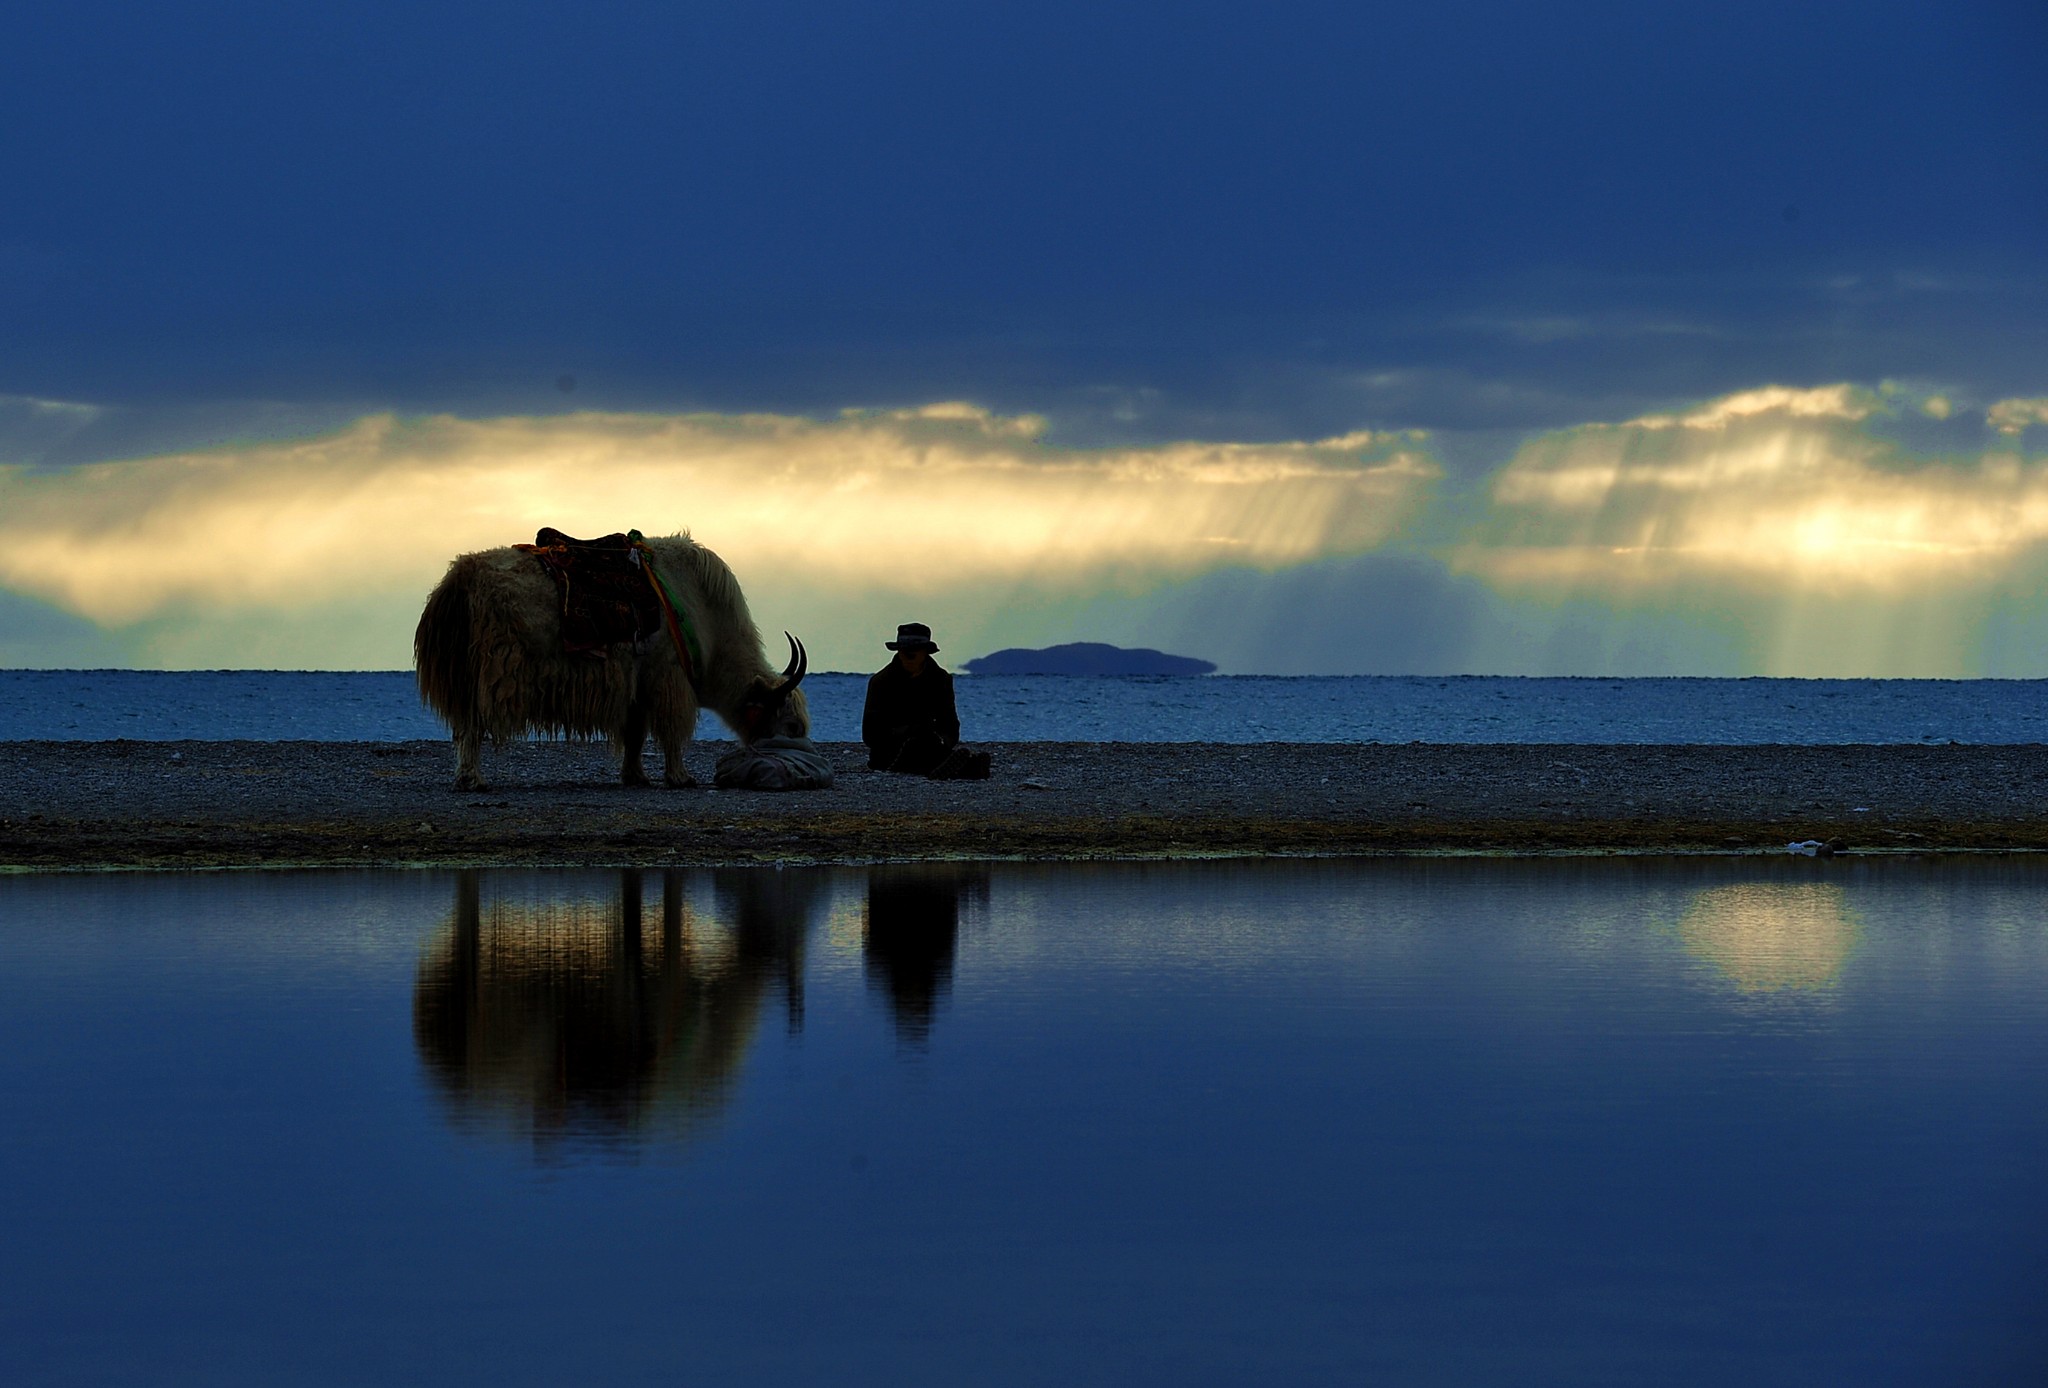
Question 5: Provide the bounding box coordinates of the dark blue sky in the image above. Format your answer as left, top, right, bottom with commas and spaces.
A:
4, 0, 2042, 443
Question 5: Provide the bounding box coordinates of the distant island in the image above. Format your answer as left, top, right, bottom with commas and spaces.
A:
960, 642, 1217, 676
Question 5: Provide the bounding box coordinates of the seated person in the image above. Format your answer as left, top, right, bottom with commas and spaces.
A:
863, 623, 992, 778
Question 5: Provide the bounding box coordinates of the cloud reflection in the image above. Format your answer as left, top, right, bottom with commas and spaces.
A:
1678, 882, 1861, 993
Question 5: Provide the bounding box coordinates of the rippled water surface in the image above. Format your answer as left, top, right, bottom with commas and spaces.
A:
9, 669, 2048, 742
3, 860, 2045, 1385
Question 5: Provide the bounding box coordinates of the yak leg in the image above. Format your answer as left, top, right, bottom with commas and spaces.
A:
453, 726, 487, 791
657, 706, 699, 788
618, 706, 652, 787
635, 659, 698, 788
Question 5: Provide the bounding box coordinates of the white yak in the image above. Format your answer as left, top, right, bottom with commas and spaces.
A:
415, 531, 807, 790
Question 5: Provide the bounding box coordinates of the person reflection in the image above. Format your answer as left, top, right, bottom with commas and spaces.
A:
863, 866, 989, 1045
412, 867, 821, 1150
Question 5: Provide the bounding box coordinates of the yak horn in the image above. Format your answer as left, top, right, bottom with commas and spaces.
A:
777, 633, 807, 697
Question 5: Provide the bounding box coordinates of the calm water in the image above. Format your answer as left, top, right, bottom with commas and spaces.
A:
7, 669, 2048, 743
2, 859, 2044, 1385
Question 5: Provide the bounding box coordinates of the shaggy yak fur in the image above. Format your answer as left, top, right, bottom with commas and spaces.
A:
414, 533, 809, 790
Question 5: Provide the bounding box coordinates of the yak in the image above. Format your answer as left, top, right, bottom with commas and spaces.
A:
414, 531, 807, 790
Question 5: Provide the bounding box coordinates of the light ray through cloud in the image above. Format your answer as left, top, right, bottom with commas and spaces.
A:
1443, 386, 2048, 675
1461, 388, 2048, 593
0, 405, 1436, 669
5, 385, 2048, 674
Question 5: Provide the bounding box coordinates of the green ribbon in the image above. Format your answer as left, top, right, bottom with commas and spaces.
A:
628, 530, 705, 686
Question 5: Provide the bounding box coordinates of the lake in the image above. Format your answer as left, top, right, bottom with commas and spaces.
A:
8, 669, 2048, 743
2, 859, 2043, 1384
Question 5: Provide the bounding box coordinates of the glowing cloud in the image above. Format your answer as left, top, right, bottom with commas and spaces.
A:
1460, 384, 2048, 594
0, 404, 1436, 667
1988, 397, 2048, 436
1631, 383, 1880, 430
12, 383, 2048, 675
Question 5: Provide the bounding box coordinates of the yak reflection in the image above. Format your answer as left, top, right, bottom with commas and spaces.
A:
864, 867, 989, 1045
413, 868, 822, 1150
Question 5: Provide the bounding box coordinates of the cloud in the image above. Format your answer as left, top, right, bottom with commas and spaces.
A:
11, 383, 2048, 676
0, 393, 107, 468
1460, 384, 2048, 595
1436, 382, 2048, 674
1629, 383, 1881, 430
0, 404, 1437, 668
1988, 396, 2048, 436
1456, 313, 1722, 346
0, 393, 100, 422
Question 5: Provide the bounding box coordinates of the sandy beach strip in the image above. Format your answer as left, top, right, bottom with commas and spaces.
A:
4, 739, 2046, 869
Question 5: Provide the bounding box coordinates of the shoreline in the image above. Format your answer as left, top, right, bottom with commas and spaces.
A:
6, 739, 2047, 870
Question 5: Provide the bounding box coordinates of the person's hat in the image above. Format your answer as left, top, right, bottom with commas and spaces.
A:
886, 622, 939, 652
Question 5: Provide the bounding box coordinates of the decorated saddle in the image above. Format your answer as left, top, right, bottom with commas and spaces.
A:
515, 527, 675, 661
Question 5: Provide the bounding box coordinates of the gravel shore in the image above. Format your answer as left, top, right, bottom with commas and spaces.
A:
5, 738, 2047, 869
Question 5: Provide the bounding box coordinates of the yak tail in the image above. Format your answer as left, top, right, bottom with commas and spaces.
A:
414, 566, 475, 729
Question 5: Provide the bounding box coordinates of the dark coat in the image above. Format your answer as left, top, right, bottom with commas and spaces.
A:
863, 658, 960, 769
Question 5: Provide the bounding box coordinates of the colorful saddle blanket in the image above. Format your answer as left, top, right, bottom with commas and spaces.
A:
515, 527, 664, 659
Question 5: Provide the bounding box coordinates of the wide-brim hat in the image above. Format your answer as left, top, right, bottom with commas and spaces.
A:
886, 622, 939, 652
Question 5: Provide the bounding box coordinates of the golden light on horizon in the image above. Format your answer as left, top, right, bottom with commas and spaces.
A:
0, 405, 1438, 627
4, 384, 2048, 672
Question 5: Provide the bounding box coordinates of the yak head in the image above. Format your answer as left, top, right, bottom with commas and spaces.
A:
735, 633, 810, 743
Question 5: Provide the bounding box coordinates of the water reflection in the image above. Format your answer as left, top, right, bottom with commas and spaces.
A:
1678, 882, 1862, 992
412, 868, 818, 1149
863, 866, 990, 1046
8, 859, 2048, 1383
